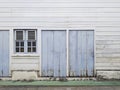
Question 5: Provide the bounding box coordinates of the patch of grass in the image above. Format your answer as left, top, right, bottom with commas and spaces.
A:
0, 81, 120, 86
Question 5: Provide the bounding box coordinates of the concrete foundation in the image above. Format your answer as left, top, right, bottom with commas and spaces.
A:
12, 71, 38, 80
97, 71, 120, 80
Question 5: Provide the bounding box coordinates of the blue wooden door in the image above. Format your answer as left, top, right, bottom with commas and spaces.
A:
69, 30, 94, 77
0, 31, 9, 77
41, 30, 66, 77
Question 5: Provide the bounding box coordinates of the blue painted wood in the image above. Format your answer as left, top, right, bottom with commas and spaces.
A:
0, 32, 2, 76
41, 30, 66, 77
87, 31, 94, 76
77, 31, 82, 76
69, 31, 78, 76
0, 31, 9, 77
69, 30, 94, 77
81, 31, 87, 76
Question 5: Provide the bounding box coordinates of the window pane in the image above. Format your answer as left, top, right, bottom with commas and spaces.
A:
20, 48, 24, 52
16, 42, 19, 46
16, 31, 23, 40
28, 31, 35, 40
28, 48, 31, 52
33, 47, 36, 52
28, 42, 31, 46
16, 48, 19, 52
32, 42, 36, 46
21, 42, 24, 46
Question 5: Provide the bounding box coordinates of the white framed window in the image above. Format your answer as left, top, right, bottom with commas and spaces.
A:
27, 30, 36, 53
14, 29, 37, 53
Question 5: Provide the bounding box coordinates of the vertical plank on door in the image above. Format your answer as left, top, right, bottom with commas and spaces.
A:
42, 31, 54, 76
41, 31, 48, 76
59, 31, 66, 77
2, 31, 9, 76
77, 31, 82, 76
53, 31, 66, 77
81, 31, 87, 76
0, 31, 9, 77
0, 32, 2, 76
47, 31, 54, 76
69, 31, 77, 76
87, 31, 94, 76
53, 31, 59, 77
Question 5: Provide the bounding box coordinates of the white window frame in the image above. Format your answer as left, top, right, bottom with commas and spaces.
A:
14, 29, 37, 54
27, 30, 37, 53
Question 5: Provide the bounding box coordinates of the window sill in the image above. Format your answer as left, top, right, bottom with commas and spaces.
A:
12, 54, 40, 57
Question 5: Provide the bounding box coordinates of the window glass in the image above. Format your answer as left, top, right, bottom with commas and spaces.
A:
16, 48, 19, 52
16, 31, 23, 40
33, 47, 36, 52
28, 48, 31, 52
21, 42, 24, 46
20, 48, 24, 52
32, 42, 36, 46
16, 42, 19, 46
28, 31, 35, 40
28, 42, 31, 46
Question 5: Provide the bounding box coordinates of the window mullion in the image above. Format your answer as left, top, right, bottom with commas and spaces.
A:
24, 30, 27, 53
31, 41, 33, 52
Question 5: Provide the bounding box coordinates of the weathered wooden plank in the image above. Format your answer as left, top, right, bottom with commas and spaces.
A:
96, 66, 120, 70
1, 12, 120, 17
1, 8, 120, 13
0, 17, 120, 22
69, 31, 77, 76
77, 31, 82, 76
1, 0, 120, 3
96, 45, 120, 49
87, 31, 94, 76
0, 31, 9, 77
96, 63, 120, 67
0, 32, 2, 76
11, 64, 39, 70
59, 31, 66, 77
0, 3, 120, 8
96, 40, 120, 45
82, 31, 87, 76
2, 31, 9, 76
47, 31, 54, 76
96, 53, 120, 58
53, 31, 66, 77
53, 31, 59, 77
41, 31, 48, 76
96, 57, 120, 63
96, 50, 120, 54
11, 59, 39, 64
96, 35, 120, 40
96, 31, 120, 35
0, 22, 120, 27
96, 27, 120, 31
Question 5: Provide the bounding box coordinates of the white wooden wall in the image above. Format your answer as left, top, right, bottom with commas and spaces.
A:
0, 0, 120, 75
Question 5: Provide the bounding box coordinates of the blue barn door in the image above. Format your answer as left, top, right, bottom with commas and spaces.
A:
41, 30, 66, 77
69, 30, 94, 77
0, 31, 9, 77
